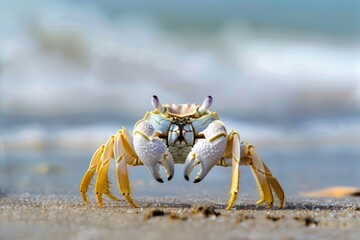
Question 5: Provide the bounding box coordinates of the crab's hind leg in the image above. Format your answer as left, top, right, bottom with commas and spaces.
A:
242, 141, 284, 208
80, 128, 141, 208
219, 134, 284, 209
95, 135, 120, 207
80, 145, 104, 204
114, 128, 140, 208
262, 161, 285, 208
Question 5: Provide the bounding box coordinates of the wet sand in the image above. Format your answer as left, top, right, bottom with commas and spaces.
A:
1, 194, 359, 240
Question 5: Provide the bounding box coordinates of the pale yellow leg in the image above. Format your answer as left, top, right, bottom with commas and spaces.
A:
114, 129, 139, 208
225, 131, 241, 210
246, 144, 274, 208
95, 135, 120, 207
220, 136, 285, 209
262, 161, 285, 208
243, 141, 285, 208
79, 145, 104, 204
250, 167, 266, 205
80, 127, 141, 208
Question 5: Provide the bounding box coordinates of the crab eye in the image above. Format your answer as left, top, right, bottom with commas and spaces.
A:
197, 96, 213, 114
151, 95, 166, 113
152, 95, 160, 108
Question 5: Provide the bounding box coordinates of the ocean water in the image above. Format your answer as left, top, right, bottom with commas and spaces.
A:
1, 146, 359, 200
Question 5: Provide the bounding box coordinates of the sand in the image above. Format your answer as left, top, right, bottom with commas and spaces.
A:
1, 194, 360, 240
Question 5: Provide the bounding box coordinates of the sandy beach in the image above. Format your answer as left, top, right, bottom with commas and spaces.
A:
1, 193, 359, 240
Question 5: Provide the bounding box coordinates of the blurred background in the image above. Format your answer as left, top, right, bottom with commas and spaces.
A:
0, 0, 359, 201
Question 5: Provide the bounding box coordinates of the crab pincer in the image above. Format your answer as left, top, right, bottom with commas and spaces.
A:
133, 120, 175, 182
184, 120, 227, 183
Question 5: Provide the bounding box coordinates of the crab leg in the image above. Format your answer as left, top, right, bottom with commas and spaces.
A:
225, 131, 241, 210
79, 145, 104, 204
247, 142, 283, 208
262, 161, 285, 208
242, 141, 284, 208
219, 134, 284, 209
114, 128, 139, 208
80, 128, 141, 208
243, 142, 274, 207
95, 135, 120, 207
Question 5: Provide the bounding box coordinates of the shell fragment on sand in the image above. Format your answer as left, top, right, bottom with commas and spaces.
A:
300, 186, 360, 198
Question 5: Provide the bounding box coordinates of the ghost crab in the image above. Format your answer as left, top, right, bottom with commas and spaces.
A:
80, 96, 284, 209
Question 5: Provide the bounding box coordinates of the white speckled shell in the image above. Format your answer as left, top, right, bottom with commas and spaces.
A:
200, 120, 227, 139
133, 134, 168, 164
133, 119, 174, 179
184, 120, 227, 178
133, 120, 168, 159
133, 119, 157, 140
191, 137, 227, 167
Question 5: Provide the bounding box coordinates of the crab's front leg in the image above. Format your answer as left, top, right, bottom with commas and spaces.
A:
184, 120, 227, 182
133, 120, 175, 182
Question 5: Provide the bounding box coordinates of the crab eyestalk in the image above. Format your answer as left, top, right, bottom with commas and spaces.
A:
152, 95, 166, 113
197, 96, 213, 114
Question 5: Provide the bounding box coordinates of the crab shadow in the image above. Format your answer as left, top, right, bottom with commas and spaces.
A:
135, 198, 354, 212
0, 190, 8, 198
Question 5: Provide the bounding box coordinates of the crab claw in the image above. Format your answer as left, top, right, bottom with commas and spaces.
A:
144, 156, 174, 183
183, 153, 208, 183
133, 120, 174, 182
184, 120, 227, 183
145, 152, 174, 182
